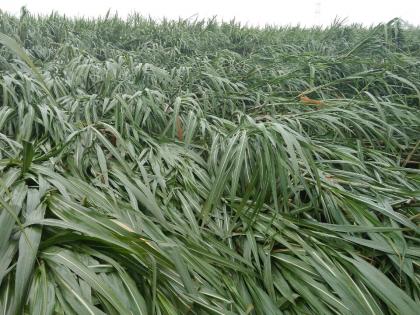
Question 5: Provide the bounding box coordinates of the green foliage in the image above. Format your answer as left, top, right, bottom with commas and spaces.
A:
0, 10, 419, 315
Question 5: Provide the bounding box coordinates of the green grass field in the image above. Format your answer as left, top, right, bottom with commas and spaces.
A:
0, 9, 419, 314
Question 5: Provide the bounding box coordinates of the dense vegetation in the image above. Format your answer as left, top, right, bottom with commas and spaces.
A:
0, 9, 419, 315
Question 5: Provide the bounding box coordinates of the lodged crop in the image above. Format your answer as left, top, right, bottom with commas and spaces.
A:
0, 10, 419, 315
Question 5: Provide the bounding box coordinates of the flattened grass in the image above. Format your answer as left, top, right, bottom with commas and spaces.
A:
0, 11, 419, 314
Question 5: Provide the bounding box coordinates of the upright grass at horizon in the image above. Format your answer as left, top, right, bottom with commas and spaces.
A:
0, 9, 419, 315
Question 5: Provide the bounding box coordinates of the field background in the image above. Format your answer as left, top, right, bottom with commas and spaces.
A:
0, 10, 419, 315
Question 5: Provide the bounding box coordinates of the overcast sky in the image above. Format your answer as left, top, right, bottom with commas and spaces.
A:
0, 0, 419, 27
